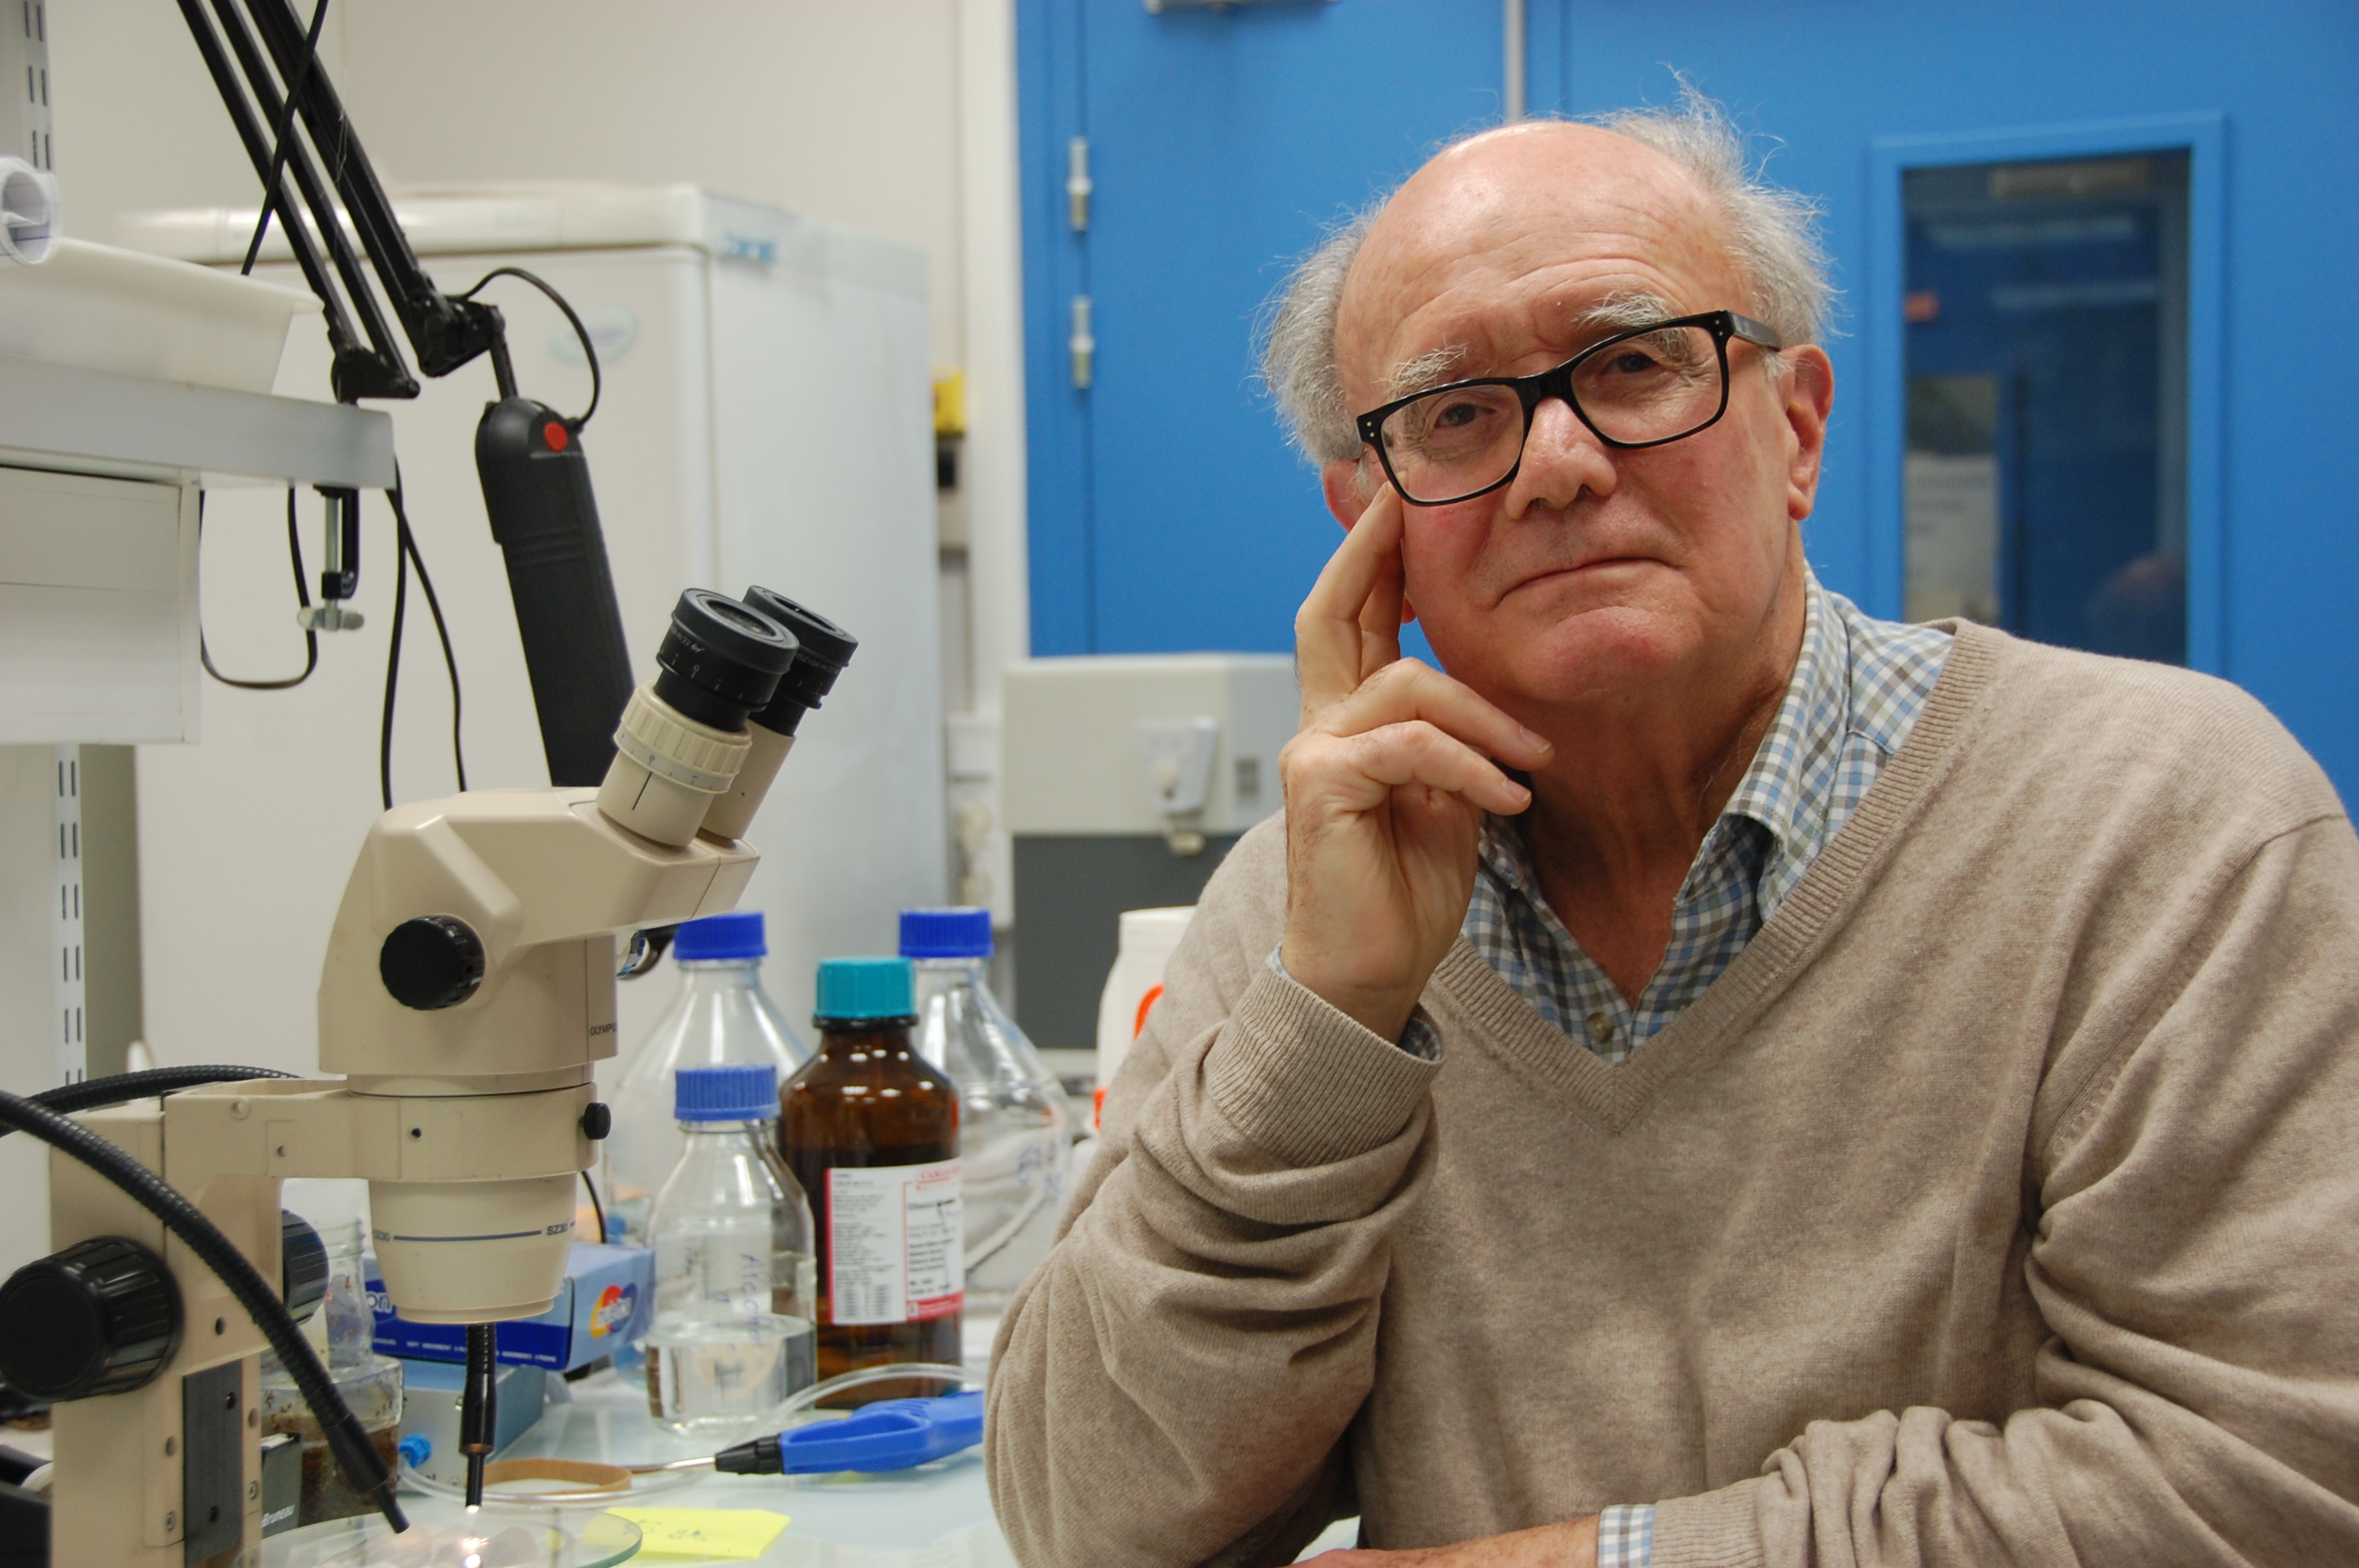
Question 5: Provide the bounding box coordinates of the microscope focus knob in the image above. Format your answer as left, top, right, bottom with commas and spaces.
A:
0, 1236, 182, 1401
580, 1102, 612, 1141
380, 916, 486, 1010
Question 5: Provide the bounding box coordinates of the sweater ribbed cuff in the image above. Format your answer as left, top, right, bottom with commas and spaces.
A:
1648, 1479, 1766, 1568
1203, 968, 1441, 1169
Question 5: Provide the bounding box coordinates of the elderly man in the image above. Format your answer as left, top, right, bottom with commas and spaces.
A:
986, 99, 2359, 1568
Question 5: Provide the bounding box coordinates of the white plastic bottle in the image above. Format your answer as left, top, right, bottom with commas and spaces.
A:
643, 1062, 819, 1433
605, 911, 807, 1245
1092, 906, 1195, 1129
901, 908, 1070, 1318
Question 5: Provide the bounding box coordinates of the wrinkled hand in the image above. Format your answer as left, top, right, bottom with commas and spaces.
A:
1307, 1517, 1600, 1568
1280, 485, 1552, 1040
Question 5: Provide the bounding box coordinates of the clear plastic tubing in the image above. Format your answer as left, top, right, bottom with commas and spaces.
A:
606, 910, 809, 1247
643, 1062, 819, 1435
900, 908, 1071, 1316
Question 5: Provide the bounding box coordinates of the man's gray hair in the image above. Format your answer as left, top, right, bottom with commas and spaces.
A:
1259, 88, 1835, 466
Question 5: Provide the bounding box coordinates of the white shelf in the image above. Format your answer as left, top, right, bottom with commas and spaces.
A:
0, 352, 394, 488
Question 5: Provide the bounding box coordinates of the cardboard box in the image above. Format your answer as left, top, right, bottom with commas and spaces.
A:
364, 1243, 652, 1372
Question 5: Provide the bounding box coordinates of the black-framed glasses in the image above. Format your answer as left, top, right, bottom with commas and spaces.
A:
1354, 310, 1784, 506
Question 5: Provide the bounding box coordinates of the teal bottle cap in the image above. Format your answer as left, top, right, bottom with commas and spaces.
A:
814, 956, 915, 1021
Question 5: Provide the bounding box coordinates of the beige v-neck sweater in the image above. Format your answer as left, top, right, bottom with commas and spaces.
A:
984, 624, 2359, 1567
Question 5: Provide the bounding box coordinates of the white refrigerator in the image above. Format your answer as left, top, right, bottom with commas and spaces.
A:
125, 185, 945, 1073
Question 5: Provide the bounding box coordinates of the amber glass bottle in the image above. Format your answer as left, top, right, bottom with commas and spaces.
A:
780, 956, 961, 1403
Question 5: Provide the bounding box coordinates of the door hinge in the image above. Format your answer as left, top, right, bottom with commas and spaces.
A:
1067, 136, 1093, 231
1070, 296, 1096, 390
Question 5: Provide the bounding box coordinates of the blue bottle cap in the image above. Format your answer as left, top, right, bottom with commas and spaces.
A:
898, 907, 993, 960
674, 1062, 780, 1122
813, 956, 915, 1021
673, 912, 765, 962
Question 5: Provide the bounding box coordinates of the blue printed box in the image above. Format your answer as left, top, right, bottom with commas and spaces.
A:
364, 1243, 651, 1372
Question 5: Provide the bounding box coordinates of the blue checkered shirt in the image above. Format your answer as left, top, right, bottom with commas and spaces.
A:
1459, 575, 1950, 1565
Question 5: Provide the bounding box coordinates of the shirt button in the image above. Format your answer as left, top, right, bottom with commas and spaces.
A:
1585, 1011, 1615, 1045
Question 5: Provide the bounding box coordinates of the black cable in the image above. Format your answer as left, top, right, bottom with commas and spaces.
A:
457, 267, 603, 430
580, 1168, 608, 1247
198, 489, 320, 691
0, 1091, 406, 1535
460, 1323, 497, 1508
377, 468, 466, 810
238, 0, 331, 278
392, 479, 463, 790
0, 1066, 300, 1138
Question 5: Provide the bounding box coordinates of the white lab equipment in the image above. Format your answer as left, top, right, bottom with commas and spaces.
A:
901, 908, 1069, 1314
605, 911, 809, 1247
121, 183, 945, 1076
1001, 655, 1294, 1065
644, 1063, 819, 1434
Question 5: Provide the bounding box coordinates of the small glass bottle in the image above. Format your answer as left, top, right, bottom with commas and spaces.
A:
780, 956, 961, 1403
606, 911, 809, 1245
901, 908, 1070, 1319
263, 1182, 405, 1525
643, 1063, 819, 1433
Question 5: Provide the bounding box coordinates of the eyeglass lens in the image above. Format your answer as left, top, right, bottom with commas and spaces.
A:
1377, 324, 1727, 503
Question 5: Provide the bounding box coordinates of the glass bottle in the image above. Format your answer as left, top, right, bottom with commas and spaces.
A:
901, 907, 1070, 1319
605, 911, 808, 1245
780, 956, 961, 1403
643, 1063, 819, 1433
262, 1181, 404, 1524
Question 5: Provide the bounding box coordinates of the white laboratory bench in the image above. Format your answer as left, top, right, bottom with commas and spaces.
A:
3, 1342, 1361, 1565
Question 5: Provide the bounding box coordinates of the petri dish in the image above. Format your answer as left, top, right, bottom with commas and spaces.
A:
260, 1501, 639, 1567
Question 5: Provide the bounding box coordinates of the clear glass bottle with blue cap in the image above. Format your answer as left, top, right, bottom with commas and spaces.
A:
900, 907, 1070, 1317
605, 910, 808, 1245
780, 956, 962, 1401
643, 1062, 818, 1432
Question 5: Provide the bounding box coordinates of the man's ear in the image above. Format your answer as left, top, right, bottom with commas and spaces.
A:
1321, 459, 1372, 529
1781, 345, 1835, 523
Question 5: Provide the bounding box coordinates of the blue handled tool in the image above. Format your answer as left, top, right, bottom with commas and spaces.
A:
713, 1391, 983, 1476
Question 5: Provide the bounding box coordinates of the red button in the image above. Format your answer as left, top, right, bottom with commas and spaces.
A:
543, 421, 570, 452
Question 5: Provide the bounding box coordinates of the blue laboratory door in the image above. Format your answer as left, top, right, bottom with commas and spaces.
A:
1019, 0, 1503, 656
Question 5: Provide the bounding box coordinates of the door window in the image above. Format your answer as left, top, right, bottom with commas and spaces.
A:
1902, 151, 2190, 662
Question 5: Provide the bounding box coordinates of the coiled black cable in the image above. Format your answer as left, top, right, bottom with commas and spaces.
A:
0, 1090, 406, 1534
0, 1065, 299, 1134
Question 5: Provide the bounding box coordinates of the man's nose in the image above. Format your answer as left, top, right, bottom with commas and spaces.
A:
1502, 395, 1616, 517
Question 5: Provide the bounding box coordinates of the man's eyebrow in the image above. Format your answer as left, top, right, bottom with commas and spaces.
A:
1383, 345, 1471, 401
1572, 292, 1683, 337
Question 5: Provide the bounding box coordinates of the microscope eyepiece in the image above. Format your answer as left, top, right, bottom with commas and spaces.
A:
652, 589, 800, 734
740, 588, 858, 738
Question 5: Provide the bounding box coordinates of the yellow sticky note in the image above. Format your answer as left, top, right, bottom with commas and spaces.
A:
607, 1508, 791, 1561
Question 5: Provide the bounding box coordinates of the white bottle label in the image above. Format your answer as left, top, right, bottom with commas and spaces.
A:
825, 1160, 964, 1326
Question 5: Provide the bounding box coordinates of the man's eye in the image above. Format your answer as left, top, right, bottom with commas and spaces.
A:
1606, 350, 1663, 376
1433, 398, 1488, 429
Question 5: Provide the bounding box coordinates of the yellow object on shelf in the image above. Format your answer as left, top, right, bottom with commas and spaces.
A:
932, 369, 966, 436
608, 1507, 792, 1561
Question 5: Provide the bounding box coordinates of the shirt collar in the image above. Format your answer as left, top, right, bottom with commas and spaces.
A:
1717, 571, 1845, 868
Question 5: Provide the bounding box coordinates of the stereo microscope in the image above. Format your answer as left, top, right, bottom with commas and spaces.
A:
0, 586, 853, 1563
